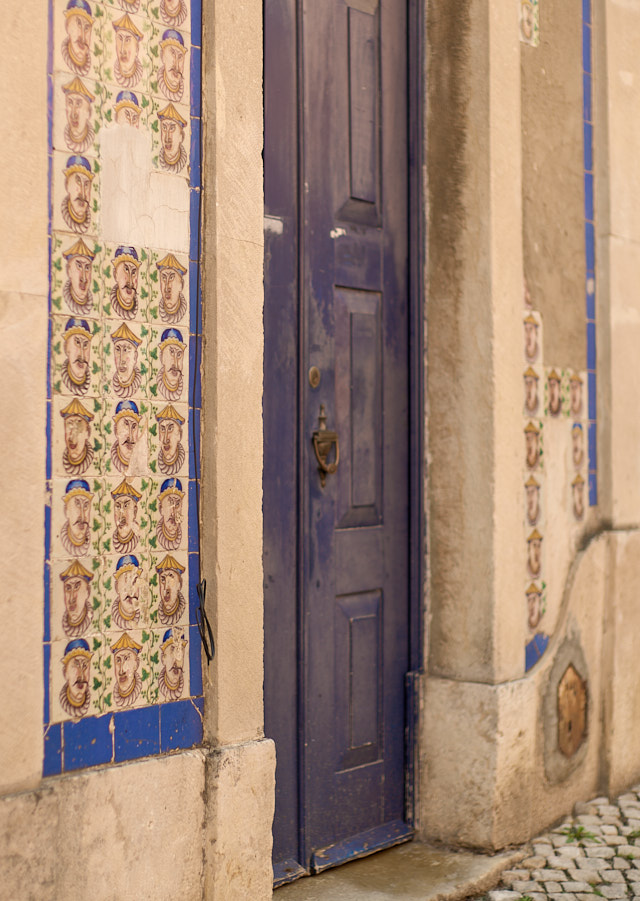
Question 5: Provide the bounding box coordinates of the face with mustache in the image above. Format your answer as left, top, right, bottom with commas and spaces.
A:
160, 493, 182, 535
160, 268, 184, 313
66, 93, 92, 142
115, 567, 140, 618
162, 637, 186, 689
114, 496, 137, 538
66, 14, 93, 68
114, 648, 139, 694
65, 494, 92, 544
67, 170, 92, 223
64, 576, 91, 624
116, 31, 140, 77
114, 415, 140, 463
67, 255, 93, 304
115, 261, 139, 304
65, 332, 91, 383
64, 415, 90, 463
160, 343, 184, 390
161, 44, 185, 92
65, 654, 90, 705
159, 420, 182, 461
160, 570, 182, 612
113, 339, 138, 383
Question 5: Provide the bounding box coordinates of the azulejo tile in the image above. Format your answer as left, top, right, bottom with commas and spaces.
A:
53, 72, 101, 159
99, 6, 153, 97
52, 393, 104, 478
148, 319, 189, 404
149, 550, 189, 628
50, 556, 102, 643
149, 96, 190, 176
52, 149, 101, 239
148, 401, 188, 478
52, 231, 104, 320
99, 395, 153, 476
147, 246, 190, 327
51, 313, 103, 400
99, 550, 152, 632
147, 475, 188, 555
152, 625, 189, 703
98, 474, 149, 556
49, 632, 104, 724
50, 476, 108, 562
148, 24, 190, 108
102, 319, 150, 401
146, 0, 191, 37
100, 242, 150, 323
54, 0, 103, 85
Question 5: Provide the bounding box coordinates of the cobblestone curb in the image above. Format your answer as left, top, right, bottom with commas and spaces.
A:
485, 787, 640, 901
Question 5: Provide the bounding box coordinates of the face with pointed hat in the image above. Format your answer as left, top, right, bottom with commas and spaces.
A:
64, 320, 91, 385
61, 563, 93, 626
161, 31, 186, 93
524, 315, 539, 361
114, 18, 142, 78
162, 629, 186, 689
112, 483, 140, 540
115, 556, 141, 619
548, 372, 561, 416
158, 557, 184, 615
570, 376, 583, 416
158, 409, 183, 463
573, 476, 585, 520
526, 584, 543, 631
65, 248, 93, 305
65, 2, 93, 69
524, 369, 539, 413
114, 250, 140, 308
65, 159, 93, 224
113, 332, 139, 385
160, 115, 184, 163
525, 477, 540, 526
159, 260, 185, 313
63, 481, 93, 547
113, 644, 140, 695
64, 83, 93, 144
525, 424, 540, 469
572, 424, 584, 468
527, 531, 543, 578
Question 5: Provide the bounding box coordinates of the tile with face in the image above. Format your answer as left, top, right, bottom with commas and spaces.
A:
101, 81, 154, 131
51, 314, 102, 400
102, 627, 153, 711
100, 396, 152, 477
524, 472, 543, 530
52, 393, 104, 478
571, 472, 587, 522
151, 625, 190, 703
147, 476, 188, 555
149, 96, 190, 177
100, 5, 152, 95
99, 550, 152, 632
523, 364, 542, 418
51, 231, 103, 320
101, 242, 150, 323
570, 421, 586, 471
568, 370, 586, 420
524, 419, 544, 472
49, 632, 104, 723
54, 0, 102, 84
50, 556, 102, 643
524, 579, 546, 637
98, 475, 150, 557
102, 318, 150, 401
148, 401, 188, 479
53, 71, 101, 158
51, 477, 108, 562
519, 0, 540, 48
147, 0, 190, 35
149, 550, 188, 629
149, 25, 190, 107
148, 320, 189, 404
523, 310, 543, 364
526, 527, 544, 581
52, 149, 100, 239
148, 247, 189, 326
544, 367, 566, 419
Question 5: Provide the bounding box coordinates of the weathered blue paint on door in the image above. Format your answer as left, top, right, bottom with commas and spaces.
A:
264, 0, 412, 884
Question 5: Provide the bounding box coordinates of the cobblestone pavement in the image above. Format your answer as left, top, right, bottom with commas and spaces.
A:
486, 787, 640, 901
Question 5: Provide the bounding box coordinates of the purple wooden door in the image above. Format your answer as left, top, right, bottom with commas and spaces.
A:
264, 0, 412, 884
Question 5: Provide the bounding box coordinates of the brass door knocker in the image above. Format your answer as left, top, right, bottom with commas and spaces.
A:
312, 404, 340, 488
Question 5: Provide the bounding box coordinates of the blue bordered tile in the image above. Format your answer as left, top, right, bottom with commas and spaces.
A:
587, 322, 597, 369
588, 371, 597, 420
190, 46, 202, 115
190, 3, 202, 50
583, 72, 592, 123
189, 334, 202, 409
63, 715, 113, 771
43, 723, 62, 777
188, 551, 200, 620
189, 260, 199, 334
188, 480, 199, 552
583, 0, 591, 26
114, 705, 161, 763
588, 421, 598, 472
585, 221, 595, 271
189, 624, 204, 696
584, 172, 594, 223
190, 116, 201, 188
586, 280, 596, 321
46, 400, 52, 480
44, 642, 51, 725
160, 697, 203, 752
189, 407, 200, 480
589, 471, 598, 507
583, 122, 593, 173
44, 502, 52, 567
190, 190, 201, 261
44, 561, 51, 643
582, 22, 592, 75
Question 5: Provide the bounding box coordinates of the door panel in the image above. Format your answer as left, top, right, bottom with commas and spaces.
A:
264, 0, 412, 883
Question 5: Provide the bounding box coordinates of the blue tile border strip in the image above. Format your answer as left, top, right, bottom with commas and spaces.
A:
583, 0, 597, 505
44, 0, 204, 775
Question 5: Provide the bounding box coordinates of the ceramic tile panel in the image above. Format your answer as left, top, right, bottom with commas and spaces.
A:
519, 0, 540, 47
45, 0, 202, 774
